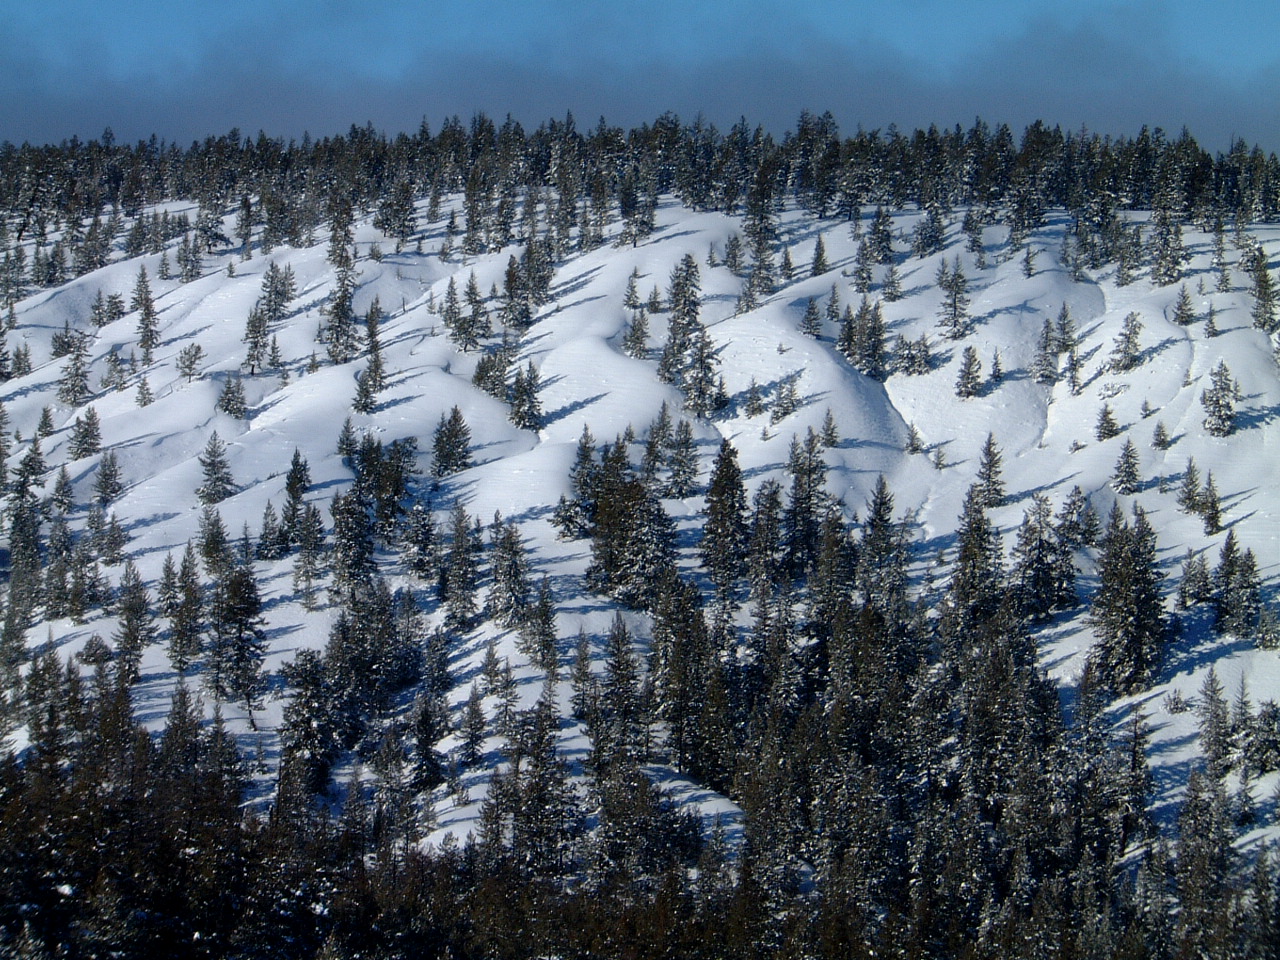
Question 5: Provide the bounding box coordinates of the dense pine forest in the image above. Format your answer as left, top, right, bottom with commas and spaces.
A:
1, 113, 1280, 958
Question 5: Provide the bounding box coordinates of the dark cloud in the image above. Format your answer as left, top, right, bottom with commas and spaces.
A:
2, 13, 1276, 153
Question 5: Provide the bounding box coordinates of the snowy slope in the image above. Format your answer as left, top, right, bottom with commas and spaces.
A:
4, 192, 1279, 850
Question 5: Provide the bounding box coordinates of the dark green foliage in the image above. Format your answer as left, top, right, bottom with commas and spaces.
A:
1109, 311, 1144, 371
324, 202, 362, 364
955, 344, 982, 398
975, 432, 1004, 506
1112, 438, 1141, 494
935, 256, 969, 338
702, 439, 749, 597
94, 450, 124, 505
131, 264, 159, 366
1088, 503, 1166, 694
1095, 403, 1120, 441
800, 296, 821, 337
586, 442, 676, 609
1171, 284, 1195, 325
167, 542, 203, 672
196, 431, 235, 504
432, 405, 473, 477
112, 560, 155, 683
0, 109, 1276, 960
1010, 492, 1077, 619
782, 428, 828, 575
1212, 530, 1261, 636
216, 373, 248, 418
509, 361, 543, 431
489, 514, 531, 630
204, 551, 267, 716
1200, 359, 1240, 437
328, 489, 376, 603
941, 484, 1005, 637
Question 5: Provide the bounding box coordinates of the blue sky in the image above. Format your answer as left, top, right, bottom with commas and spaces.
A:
4, 0, 1280, 151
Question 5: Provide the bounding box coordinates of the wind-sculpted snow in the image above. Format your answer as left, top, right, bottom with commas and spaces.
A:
4, 191, 1280, 858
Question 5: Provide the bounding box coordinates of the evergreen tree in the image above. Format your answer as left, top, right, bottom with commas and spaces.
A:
1213, 530, 1261, 636
882, 260, 902, 301
432, 406, 473, 477
782, 428, 828, 575
196, 431, 235, 504
1095, 403, 1121, 441
1174, 770, 1235, 956
1149, 208, 1185, 285
441, 501, 479, 631
942, 484, 1005, 636
1112, 439, 1142, 495
1109, 311, 1144, 372
856, 473, 910, 622
800, 297, 821, 338
280, 447, 312, 546
94, 450, 124, 505
488, 515, 531, 630
975, 432, 1005, 507
517, 578, 557, 673
109, 560, 155, 685
292, 503, 326, 608
936, 256, 970, 338
1199, 471, 1222, 534
56, 332, 91, 406
702, 439, 748, 599
328, 490, 376, 603
168, 542, 203, 672
205, 553, 267, 720
257, 501, 284, 561
587, 446, 676, 609
1152, 419, 1171, 450
177, 342, 205, 381
621, 308, 649, 358
850, 240, 873, 292
868, 205, 894, 263
810, 234, 828, 275
324, 202, 361, 364
1088, 503, 1166, 694
243, 303, 270, 375
260, 260, 297, 326
351, 366, 378, 414
1171, 284, 1195, 326
1178, 548, 1214, 609
509, 362, 543, 431
1200, 359, 1240, 437
68, 406, 102, 459
665, 419, 698, 498
1177, 457, 1203, 514
1032, 319, 1059, 385
955, 345, 982, 398
1010, 492, 1077, 619
131, 264, 159, 366
1249, 246, 1277, 332
216, 374, 248, 418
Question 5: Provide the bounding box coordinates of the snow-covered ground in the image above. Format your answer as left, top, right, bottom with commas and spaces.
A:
4, 194, 1278, 850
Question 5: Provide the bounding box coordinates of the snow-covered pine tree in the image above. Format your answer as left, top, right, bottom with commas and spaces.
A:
1200, 360, 1240, 437
196, 431, 235, 504
432, 406, 473, 477
1095, 403, 1120, 441
1109, 311, 1144, 372
1112, 439, 1141, 495
955, 345, 982, 398
976, 433, 1005, 507
1088, 503, 1166, 694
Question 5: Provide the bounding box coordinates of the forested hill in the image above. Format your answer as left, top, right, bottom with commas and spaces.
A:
1, 114, 1279, 958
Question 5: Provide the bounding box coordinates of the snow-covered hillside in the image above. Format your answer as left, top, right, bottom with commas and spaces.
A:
3, 185, 1279, 863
